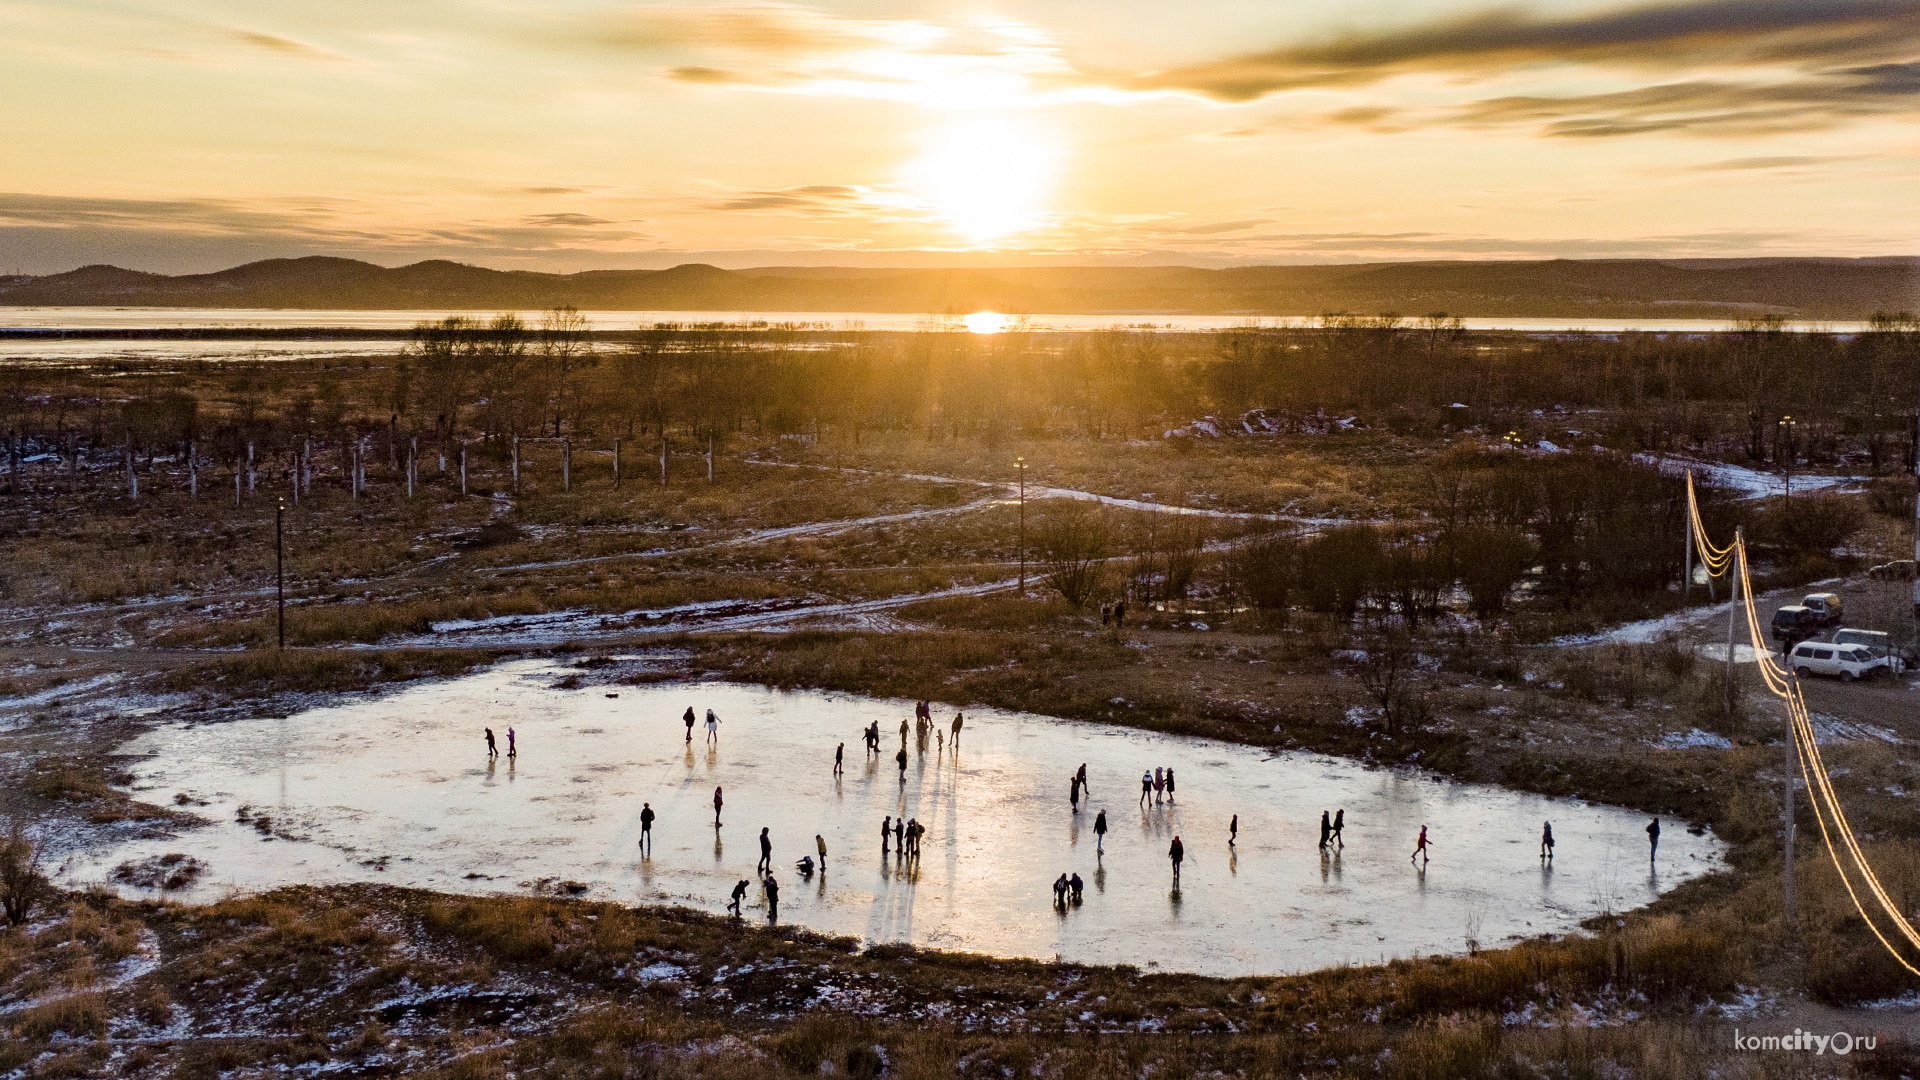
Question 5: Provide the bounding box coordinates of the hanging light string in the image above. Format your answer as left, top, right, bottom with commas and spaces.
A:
1690, 471, 1920, 975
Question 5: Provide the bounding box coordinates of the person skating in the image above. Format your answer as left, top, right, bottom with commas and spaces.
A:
893, 815, 905, 855
951, 712, 963, 744
1169, 834, 1185, 886
1076, 763, 1089, 794
705, 708, 720, 744
1229, 813, 1238, 847
899, 718, 909, 748
763, 874, 779, 923
1165, 768, 1175, 803
1647, 818, 1660, 863
713, 786, 724, 828
816, 833, 828, 867
881, 815, 892, 857
683, 706, 697, 743
1069, 774, 1081, 812
485, 727, 498, 759
1541, 821, 1555, 861
728, 878, 749, 917
896, 747, 908, 782
1411, 825, 1431, 866
757, 827, 773, 875
1068, 872, 1084, 904
1139, 771, 1152, 807
1093, 809, 1108, 854
905, 818, 921, 860
639, 802, 655, 856
834, 742, 844, 776
1053, 873, 1070, 907
1332, 808, 1345, 849
1318, 811, 1332, 853
507, 726, 517, 759
1153, 767, 1164, 803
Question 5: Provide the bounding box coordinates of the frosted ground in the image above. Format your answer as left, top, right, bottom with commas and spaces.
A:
66, 659, 1721, 976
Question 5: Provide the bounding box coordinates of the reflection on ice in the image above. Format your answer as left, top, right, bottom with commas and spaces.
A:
69, 660, 1722, 976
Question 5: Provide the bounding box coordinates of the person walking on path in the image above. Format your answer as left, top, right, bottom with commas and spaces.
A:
896, 747, 909, 782
1165, 768, 1175, 803
834, 743, 844, 776
1229, 814, 1238, 847
951, 712, 963, 744
1332, 809, 1345, 849
1318, 811, 1332, 853
816, 833, 828, 867
881, 816, 892, 856
1070, 775, 1081, 812
1094, 809, 1108, 854
639, 802, 655, 856
1169, 835, 1185, 886
1139, 771, 1152, 807
684, 706, 697, 743
705, 708, 720, 744
757, 827, 773, 875
485, 727, 498, 759
763, 874, 779, 923
506, 726, 517, 759
1540, 821, 1555, 861
712, 786, 724, 828
1647, 818, 1660, 863
1411, 825, 1431, 866
728, 878, 749, 917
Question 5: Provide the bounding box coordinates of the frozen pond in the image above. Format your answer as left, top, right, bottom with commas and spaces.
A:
68, 659, 1722, 976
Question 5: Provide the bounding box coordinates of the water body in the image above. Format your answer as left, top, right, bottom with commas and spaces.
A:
67, 660, 1721, 976
0, 306, 1866, 335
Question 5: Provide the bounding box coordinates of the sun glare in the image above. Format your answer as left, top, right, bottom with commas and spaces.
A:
907, 114, 1060, 245
963, 311, 1009, 334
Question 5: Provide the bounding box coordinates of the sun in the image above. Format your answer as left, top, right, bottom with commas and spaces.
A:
906, 113, 1061, 246
963, 311, 1009, 334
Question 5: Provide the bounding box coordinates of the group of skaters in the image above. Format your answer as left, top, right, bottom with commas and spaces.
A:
1137, 766, 1176, 806
520, 700, 1677, 925
880, 815, 926, 861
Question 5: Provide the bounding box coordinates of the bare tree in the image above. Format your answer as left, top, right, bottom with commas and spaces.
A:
539, 305, 595, 436
1, 817, 45, 926
1356, 626, 1427, 737
1035, 502, 1112, 608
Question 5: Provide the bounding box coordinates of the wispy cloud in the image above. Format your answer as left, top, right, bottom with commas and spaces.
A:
1126, 0, 1920, 101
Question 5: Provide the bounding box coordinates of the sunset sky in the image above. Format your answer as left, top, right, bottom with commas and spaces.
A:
3, 0, 1916, 272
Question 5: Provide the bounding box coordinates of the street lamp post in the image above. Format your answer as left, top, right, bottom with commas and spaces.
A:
1778, 415, 1796, 499
1016, 456, 1027, 593
275, 497, 286, 650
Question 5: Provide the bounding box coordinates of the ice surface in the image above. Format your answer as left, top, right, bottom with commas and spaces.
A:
67, 660, 1721, 976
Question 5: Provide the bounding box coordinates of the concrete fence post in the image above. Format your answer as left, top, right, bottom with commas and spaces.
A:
512, 435, 521, 494
188, 441, 197, 497
562, 437, 571, 492
613, 438, 621, 489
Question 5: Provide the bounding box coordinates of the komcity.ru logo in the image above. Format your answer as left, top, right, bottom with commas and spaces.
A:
1734, 1029, 1876, 1055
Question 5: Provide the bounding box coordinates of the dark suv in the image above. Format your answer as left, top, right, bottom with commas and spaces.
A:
1771, 605, 1822, 645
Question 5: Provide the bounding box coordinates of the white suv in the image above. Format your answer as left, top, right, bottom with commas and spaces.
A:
1789, 642, 1891, 682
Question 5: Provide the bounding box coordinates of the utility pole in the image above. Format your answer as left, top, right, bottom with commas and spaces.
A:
1016, 456, 1027, 593
1726, 527, 1742, 719
511, 435, 520, 494
1778, 416, 1796, 500
1785, 665, 1798, 925
276, 498, 286, 650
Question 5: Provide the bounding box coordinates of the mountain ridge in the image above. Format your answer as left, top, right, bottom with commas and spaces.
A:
2, 255, 1915, 319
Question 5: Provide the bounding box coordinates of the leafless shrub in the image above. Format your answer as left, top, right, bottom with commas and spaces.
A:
2, 817, 47, 926
1034, 502, 1112, 608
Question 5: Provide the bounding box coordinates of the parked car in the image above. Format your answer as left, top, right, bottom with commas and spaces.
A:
1832, 628, 1916, 673
1801, 593, 1844, 627
1771, 605, 1823, 644
1788, 642, 1891, 681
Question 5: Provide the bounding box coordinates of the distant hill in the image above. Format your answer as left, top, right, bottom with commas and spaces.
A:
1, 256, 1914, 319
